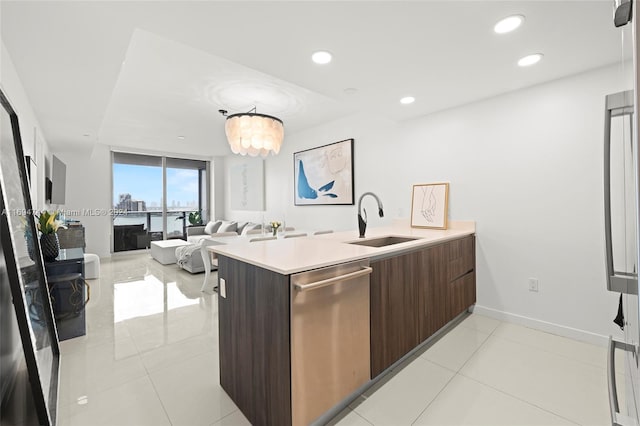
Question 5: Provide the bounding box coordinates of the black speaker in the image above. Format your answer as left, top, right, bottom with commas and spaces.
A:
45, 177, 52, 202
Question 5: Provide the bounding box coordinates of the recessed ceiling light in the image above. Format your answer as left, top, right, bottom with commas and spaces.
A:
518, 53, 543, 67
312, 51, 332, 64
400, 96, 415, 105
494, 15, 525, 34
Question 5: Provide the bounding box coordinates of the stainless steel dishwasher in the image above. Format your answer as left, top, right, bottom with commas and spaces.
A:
290, 259, 371, 426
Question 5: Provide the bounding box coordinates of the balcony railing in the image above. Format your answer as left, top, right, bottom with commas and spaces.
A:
113, 210, 199, 252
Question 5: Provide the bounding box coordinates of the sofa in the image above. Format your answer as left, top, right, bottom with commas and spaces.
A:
177, 220, 262, 273
185, 220, 262, 243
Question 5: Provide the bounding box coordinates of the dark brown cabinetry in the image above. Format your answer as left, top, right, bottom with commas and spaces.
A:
217, 256, 291, 426
217, 234, 476, 424
370, 235, 476, 378
419, 243, 448, 341
448, 271, 476, 320
370, 252, 421, 377
447, 235, 476, 319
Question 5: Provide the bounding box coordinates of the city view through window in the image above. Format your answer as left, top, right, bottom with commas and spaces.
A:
112, 153, 207, 251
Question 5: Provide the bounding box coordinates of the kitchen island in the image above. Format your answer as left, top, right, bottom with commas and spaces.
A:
211, 221, 476, 426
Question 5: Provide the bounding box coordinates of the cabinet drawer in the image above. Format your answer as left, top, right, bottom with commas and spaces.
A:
45, 260, 84, 277
448, 271, 476, 319
448, 235, 475, 281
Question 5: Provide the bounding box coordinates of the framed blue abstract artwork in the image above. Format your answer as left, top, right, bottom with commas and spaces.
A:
294, 139, 354, 206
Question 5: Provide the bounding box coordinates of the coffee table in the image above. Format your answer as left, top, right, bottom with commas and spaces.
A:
150, 239, 191, 264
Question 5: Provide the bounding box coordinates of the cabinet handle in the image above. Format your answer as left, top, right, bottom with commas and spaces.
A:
82, 279, 91, 308
294, 267, 372, 292
607, 336, 638, 426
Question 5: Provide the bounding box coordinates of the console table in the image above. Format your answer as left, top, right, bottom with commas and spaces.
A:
44, 248, 87, 341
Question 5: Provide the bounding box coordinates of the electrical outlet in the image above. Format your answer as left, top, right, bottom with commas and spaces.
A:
528, 278, 539, 292
220, 278, 226, 298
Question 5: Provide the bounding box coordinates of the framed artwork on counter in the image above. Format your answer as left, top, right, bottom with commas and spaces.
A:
410, 182, 449, 229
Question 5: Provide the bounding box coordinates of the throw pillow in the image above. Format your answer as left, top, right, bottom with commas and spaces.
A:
236, 221, 248, 235
204, 220, 222, 235
241, 223, 261, 236
218, 220, 237, 233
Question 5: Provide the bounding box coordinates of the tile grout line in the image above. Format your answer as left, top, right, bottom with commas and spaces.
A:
206, 409, 241, 426
451, 319, 499, 373
412, 319, 579, 426
459, 318, 582, 426
347, 409, 376, 426
456, 373, 582, 426
409, 364, 458, 426
488, 329, 613, 373
408, 323, 497, 424
146, 370, 175, 426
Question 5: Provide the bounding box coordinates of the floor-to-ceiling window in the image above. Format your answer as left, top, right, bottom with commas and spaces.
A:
165, 157, 208, 239
112, 152, 208, 252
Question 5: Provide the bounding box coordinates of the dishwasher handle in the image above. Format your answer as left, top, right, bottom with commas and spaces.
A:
294, 267, 372, 292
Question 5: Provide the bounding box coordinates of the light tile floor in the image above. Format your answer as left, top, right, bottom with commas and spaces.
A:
57, 253, 613, 426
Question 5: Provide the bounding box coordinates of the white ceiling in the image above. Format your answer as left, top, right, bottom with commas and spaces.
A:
0, 1, 623, 156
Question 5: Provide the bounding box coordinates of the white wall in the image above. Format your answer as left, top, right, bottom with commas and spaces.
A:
1, 42, 50, 211
259, 64, 627, 340
55, 145, 112, 257
212, 156, 226, 221
223, 114, 402, 229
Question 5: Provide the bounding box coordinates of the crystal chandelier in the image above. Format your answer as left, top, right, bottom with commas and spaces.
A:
220, 108, 284, 157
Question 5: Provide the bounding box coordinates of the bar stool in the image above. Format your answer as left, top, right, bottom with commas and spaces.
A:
284, 233, 307, 238
249, 236, 277, 242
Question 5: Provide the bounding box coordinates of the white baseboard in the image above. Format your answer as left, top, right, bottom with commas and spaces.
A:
473, 304, 609, 347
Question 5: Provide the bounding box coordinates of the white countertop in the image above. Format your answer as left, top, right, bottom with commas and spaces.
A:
209, 220, 475, 275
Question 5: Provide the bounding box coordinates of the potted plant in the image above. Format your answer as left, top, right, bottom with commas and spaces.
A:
36, 210, 66, 261
188, 211, 203, 226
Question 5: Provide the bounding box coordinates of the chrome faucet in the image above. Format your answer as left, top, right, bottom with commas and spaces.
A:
358, 192, 384, 238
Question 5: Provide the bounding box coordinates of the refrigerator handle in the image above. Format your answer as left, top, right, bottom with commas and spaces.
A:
603, 92, 638, 295
608, 336, 639, 426
605, 105, 616, 290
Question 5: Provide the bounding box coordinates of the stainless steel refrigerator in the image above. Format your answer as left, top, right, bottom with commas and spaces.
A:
605, 2, 640, 425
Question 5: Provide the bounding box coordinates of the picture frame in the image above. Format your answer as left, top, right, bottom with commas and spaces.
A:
410, 182, 449, 229
0, 88, 59, 425
294, 138, 354, 206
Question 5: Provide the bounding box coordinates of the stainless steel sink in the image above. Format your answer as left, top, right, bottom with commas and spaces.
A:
347, 236, 420, 248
